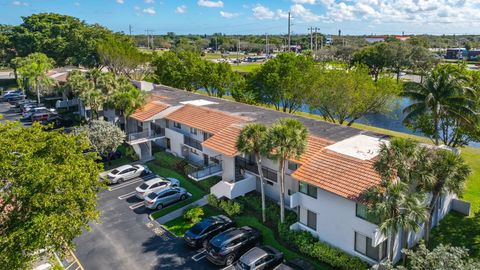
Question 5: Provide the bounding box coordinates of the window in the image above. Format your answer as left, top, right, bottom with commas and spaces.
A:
288, 161, 299, 171
262, 167, 277, 182
299, 182, 317, 199
190, 127, 197, 135
356, 203, 380, 224
173, 122, 181, 129
354, 232, 387, 261
307, 210, 317, 230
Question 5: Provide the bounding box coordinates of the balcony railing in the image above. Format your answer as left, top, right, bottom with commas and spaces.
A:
127, 128, 165, 142
184, 136, 203, 151
235, 156, 258, 174
188, 163, 223, 181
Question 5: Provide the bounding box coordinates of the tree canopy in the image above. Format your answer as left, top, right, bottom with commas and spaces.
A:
0, 122, 103, 269
75, 120, 125, 159
15, 52, 55, 103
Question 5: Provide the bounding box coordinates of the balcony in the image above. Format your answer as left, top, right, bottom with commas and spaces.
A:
288, 192, 301, 208
235, 156, 258, 174
188, 163, 223, 181
127, 128, 165, 144
210, 172, 256, 200
184, 136, 203, 151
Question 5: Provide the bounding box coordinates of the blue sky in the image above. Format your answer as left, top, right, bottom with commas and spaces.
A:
1, 0, 480, 35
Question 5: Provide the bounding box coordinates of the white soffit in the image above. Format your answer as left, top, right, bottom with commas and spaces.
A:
326, 134, 389, 160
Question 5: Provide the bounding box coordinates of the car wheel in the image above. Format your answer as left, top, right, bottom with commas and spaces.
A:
225, 253, 235, 265
118, 178, 124, 184
156, 203, 163, 210
180, 194, 187, 200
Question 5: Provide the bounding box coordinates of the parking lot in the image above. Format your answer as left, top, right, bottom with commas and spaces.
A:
0, 101, 24, 122
74, 170, 226, 270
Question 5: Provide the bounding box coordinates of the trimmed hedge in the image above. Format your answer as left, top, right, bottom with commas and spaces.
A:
278, 223, 369, 270
235, 192, 297, 226
207, 194, 242, 216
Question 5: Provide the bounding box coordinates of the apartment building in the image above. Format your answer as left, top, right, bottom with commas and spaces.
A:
125, 85, 457, 265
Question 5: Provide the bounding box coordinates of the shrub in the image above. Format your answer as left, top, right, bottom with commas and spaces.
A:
175, 160, 188, 175
219, 200, 242, 216
207, 194, 219, 208
183, 207, 204, 224
125, 145, 139, 161
278, 223, 369, 270
236, 192, 296, 227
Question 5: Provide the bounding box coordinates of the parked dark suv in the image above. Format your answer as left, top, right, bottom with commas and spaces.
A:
206, 226, 261, 266
234, 246, 283, 270
184, 215, 234, 248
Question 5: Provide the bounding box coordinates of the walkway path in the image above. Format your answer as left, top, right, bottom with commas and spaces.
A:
154, 195, 208, 224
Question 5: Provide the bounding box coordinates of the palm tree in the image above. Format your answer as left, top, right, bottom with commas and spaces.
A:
236, 123, 269, 222
403, 64, 475, 145
422, 149, 470, 247
16, 53, 55, 105
267, 118, 308, 223
67, 71, 104, 120
111, 81, 145, 132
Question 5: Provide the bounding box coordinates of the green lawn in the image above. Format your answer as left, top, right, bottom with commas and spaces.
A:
147, 162, 207, 220
163, 205, 222, 236
103, 145, 134, 170
231, 63, 262, 73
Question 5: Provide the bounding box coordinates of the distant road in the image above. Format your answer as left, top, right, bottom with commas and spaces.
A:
0, 71, 15, 80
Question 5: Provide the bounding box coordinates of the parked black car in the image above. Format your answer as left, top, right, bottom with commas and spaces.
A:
184, 215, 234, 248
273, 259, 315, 270
234, 246, 283, 270
206, 226, 261, 266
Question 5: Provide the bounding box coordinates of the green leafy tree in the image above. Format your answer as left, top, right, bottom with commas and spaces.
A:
308, 66, 401, 126
200, 61, 235, 97
387, 42, 413, 82
352, 42, 392, 81
267, 118, 308, 223
16, 53, 55, 104
75, 120, 126, 164
110, 80, 145, 131
0, 122, 103, 269
97, 37, 150, 80
249, 53, 315, 113
403, 64, 477, 146
422, 150, 470, 246
152, 51, 203, 91
236, 123, 269, 222
230, 74, 257, 105
394, 243, 480, 270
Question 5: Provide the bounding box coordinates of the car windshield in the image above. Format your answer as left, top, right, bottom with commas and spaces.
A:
111, 169, 120, 174
189, 223, 206, 235
146, 193, 158, 200
139, 183, 149, 190
235, 261, 250, 270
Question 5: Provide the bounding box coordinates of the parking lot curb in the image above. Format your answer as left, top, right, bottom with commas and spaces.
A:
148, 214, 154, 221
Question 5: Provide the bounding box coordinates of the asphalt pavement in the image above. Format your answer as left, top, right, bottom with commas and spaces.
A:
74, 173, 222, 270
0, 101, 24, 122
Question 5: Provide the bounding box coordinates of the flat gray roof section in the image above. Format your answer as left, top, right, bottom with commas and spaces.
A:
152, 85, 385, 142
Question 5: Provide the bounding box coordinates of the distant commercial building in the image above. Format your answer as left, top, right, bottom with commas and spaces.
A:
468, 49, 480, 61
325, 35, 333, 45
445, 48, 468, 60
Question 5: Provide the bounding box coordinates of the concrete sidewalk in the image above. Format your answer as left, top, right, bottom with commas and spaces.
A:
155, 195, 208, 224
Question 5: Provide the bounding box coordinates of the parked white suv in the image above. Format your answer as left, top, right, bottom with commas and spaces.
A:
135, 177, 180, 199
106, 164, 150, 184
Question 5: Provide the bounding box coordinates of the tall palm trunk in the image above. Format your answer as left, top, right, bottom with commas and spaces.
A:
279, 157, 286, 223
433, 105, 440, 146
402, 229, 409, 265
36, 83, 41, 105
425, 192, 440, 247
388, 234, 395, 263
255, 153, 267, 223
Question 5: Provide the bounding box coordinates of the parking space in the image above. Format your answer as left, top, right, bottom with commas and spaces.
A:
0, 101, 24, 122
74, 170, 220, 270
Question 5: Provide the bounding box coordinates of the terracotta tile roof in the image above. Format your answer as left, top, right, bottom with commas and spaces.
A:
130, 101, 170, 121
291, 136, 334, 164
292, 149, 381, 200
202, 125, 242, 157
165, 104, 248, 134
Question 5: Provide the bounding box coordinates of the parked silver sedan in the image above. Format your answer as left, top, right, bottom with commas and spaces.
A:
135, 177, 180, 200
144, 187, 188, 210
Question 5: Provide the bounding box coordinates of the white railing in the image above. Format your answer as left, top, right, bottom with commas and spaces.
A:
55, 98, 79, 109
188, 164, 223, 181
210, 173, 256, 200
127, 128, 165, 143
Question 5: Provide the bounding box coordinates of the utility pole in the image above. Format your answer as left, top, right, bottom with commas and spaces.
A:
287, 12, 291, 52
237, 37, 240, 65
215, 36, 218, 53
308, 27, 314, 50
315, 27, 319, 52
145, 29, 149, 49
129, 25, 132, 36
265, 33, 269, 56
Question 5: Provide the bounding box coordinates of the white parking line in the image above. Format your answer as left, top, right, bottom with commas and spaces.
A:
219, 266, 234, 270
109, 179, 143, 191
118, 191, 137, 200
192, 249, 206, 262
129, 201, 145, 210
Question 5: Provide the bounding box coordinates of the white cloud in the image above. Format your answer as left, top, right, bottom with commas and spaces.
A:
252, 4, 274, 20
74, 2, 80, 7
175, 5, 187, 14
292, 0, 317, 4
197, 0, 223, 8
220, 11, 240, 18
12, 1, 29, 6
115, 0, 124, 4
144, 0, 154, 3
142, 7, 156, 15
291, 4, 322, 22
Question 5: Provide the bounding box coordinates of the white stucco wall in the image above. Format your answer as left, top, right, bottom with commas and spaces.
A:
165, 128, 184, 158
